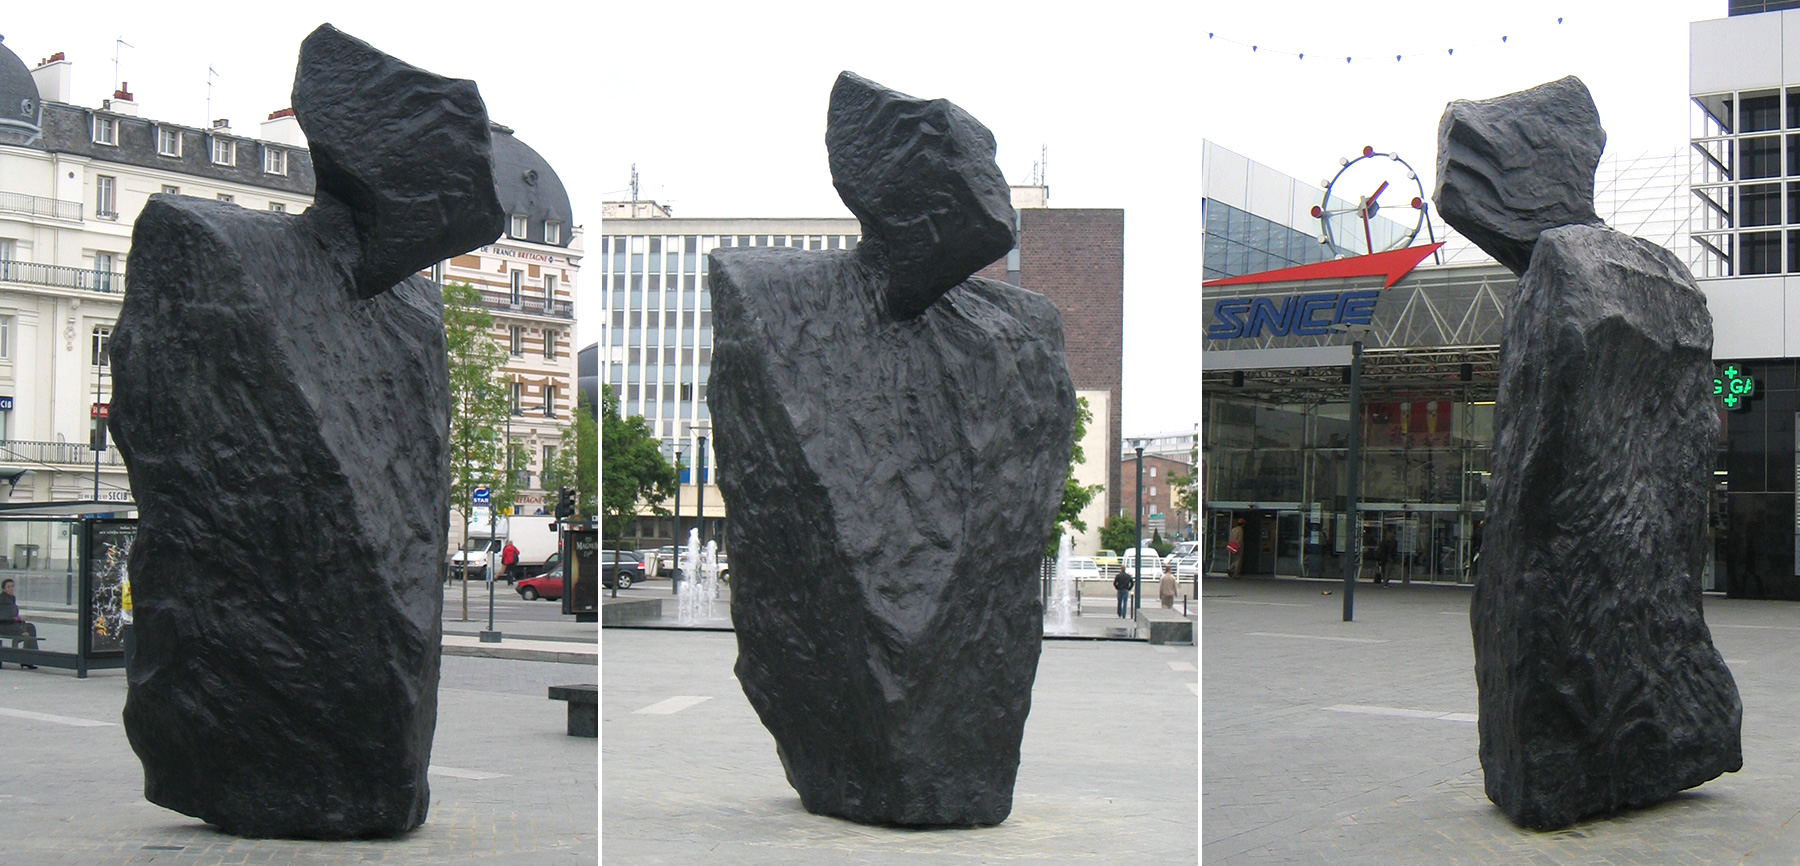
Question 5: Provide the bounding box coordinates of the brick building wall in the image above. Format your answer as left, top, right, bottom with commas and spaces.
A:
979, 207, 1126, 515
1116, 453, 1192, 539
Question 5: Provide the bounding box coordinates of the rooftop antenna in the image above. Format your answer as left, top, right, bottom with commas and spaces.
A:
630, 164, 639, 203
205, 65, 218, 128
113, 37, 134, 93
1041, 144, 1048, 188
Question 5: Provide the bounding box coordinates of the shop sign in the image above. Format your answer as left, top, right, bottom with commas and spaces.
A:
1206, 289, 1380, 340
1715, 365, 1755, 411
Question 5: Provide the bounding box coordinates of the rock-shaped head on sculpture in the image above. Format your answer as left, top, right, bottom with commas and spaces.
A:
1433, 75, 1606, 275
292, 24, 505, 299
827, 71, 1016, 320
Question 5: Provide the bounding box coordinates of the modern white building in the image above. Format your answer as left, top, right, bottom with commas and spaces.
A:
1688, 3, 1800, 599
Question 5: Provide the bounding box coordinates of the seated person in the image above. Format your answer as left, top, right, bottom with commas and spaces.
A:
0, 577, 40, 667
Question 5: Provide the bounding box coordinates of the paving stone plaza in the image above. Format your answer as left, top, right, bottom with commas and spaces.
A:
1204, 575, 1800, 865
601, 618, 1199, 863
3, 599, 597, 866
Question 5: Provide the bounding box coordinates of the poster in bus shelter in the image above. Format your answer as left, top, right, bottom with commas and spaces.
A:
564, 527, 597, 617
84, 519, 135, 656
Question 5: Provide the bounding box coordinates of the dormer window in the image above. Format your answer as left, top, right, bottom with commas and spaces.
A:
211, 137, 236, 167
92, 115, 117, 146
264, 147, 287, 176
545, 220, 561, 245
156, 127, 181, 157
510, 214, 527, 239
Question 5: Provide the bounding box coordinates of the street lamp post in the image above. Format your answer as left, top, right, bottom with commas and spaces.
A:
1133, 439, 1146, 618
481, 410, 511, 644
695, 422, 711, 552
670, 446, 683, 596
1332, 323, 1372, 622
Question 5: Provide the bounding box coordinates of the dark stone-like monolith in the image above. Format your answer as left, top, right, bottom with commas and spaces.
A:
1440, 78, 1743, 832
1434, 76, 1606, 276
712, 71, 1075, 827
110, 24, 503, 839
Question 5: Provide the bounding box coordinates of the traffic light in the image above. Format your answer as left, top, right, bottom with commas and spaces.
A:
555, 487, 575, 520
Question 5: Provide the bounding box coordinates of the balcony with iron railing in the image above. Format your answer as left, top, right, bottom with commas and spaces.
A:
0, 192, 83, 222
0, 260, 125, 293
477, 290, 575, 320
0, 439, 127, 467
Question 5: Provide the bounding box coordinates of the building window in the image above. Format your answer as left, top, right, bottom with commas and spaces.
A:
543, 445, 556, 473
92, 325, 112, 367
264, 147, 287, 176
217, 193, 234, 204
156, 127, 181, 157
510, 214, 527, 239
511, 381, 523, 415
0, 315, 12, 359
92, 115, 117, 145
95, 175, 117, 218
211, 137, 235, 166
510, 270, 523, 305
544, 385, 556, 418
509, 325, 523, 356
269, 202, 285, 213
94, 252, 116, 292
544, 273, 557, 311
544, 329, 557, 360
545, 221, 561, 245
160, 184, 179, 195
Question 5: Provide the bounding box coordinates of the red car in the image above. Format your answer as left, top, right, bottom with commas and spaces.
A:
516, 564, 563, 601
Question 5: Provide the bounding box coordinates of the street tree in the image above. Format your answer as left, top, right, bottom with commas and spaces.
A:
542, 391, 598, 519
600, 383, 678, 544
1167, 441, 1199, 537
443, 281, 526, 538
1047, 396, 1105, 555
1100, 514, 1138, 554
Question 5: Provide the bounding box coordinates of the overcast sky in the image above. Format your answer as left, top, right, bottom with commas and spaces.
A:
1203, 1, 1719, 224
7, 2, 1204, 439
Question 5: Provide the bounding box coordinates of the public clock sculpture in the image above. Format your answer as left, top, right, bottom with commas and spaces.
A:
1311, 146, 1429, 259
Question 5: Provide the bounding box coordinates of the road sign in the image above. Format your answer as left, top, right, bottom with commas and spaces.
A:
473, 486, 490, 507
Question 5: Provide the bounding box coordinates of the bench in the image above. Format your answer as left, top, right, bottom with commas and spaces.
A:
1134, 606, 1195, 646
548, 684, 597, 738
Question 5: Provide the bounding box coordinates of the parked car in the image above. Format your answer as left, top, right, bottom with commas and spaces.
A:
1173, 553, 1200, 579
602, 550, 646, 590
1093, 549, 1121, 572
517, 564, 563, 601
649, 545, 678, 577
1065, 556, 1101, 582
1120, 546, 1162, 579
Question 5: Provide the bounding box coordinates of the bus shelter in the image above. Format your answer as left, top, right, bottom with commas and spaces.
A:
0, 502, 136, 677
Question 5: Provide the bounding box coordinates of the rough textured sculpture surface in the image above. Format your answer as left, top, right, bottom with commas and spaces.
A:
110, 24, 503, 839
711, 71, 1076, 827
1434, 75, 1606, 277
1439, 77, 1742, 831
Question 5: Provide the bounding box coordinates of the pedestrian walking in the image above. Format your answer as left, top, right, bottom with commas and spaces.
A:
1159, 564, 1177, 609
1375, 530, 1398, 586
1227, 518, 1245, 578
1114, 567, 1133, 618
501, 540, 520, 584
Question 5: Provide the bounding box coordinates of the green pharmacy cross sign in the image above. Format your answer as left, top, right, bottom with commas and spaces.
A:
1715, 364, 1755, 411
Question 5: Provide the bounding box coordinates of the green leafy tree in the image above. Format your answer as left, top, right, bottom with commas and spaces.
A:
444, 281, 523, 535
1150, 529, 1172, 557
1047, 396, 1106, 555
542, 392, 598, 518
600, 384, 678, 541
1167, 441, 1198, 536
1100, 514, 1138, 554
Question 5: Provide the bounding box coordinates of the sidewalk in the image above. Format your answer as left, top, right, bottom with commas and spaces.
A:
601, 627, 1198, 863
1204, 574, 1800, 864
3, 652, 597, 865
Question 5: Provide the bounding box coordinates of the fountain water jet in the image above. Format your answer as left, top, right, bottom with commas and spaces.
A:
1044, 535, 1078, 635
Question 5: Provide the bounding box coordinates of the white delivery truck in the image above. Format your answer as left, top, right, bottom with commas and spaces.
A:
450, 513, 563, 583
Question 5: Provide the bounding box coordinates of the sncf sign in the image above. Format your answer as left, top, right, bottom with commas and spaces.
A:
1206, 289, 1380, 340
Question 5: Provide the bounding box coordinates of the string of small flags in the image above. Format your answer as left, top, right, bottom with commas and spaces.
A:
1204, 16, 1565, 63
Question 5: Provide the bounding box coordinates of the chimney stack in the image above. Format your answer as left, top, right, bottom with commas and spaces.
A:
31, 52, 71, 104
